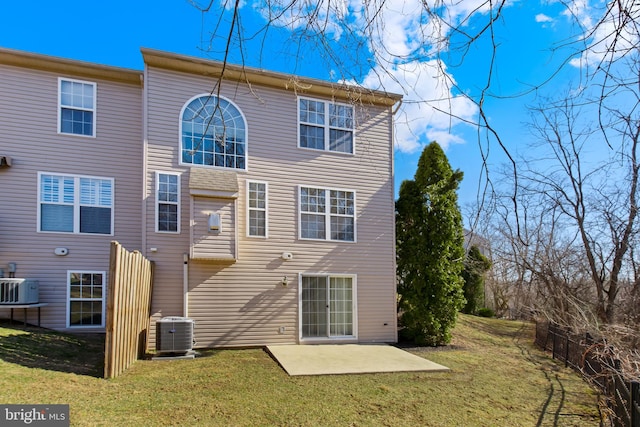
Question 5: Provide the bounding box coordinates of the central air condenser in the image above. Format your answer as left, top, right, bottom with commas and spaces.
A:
156, 317, 195, 354
0, 279, 39, 304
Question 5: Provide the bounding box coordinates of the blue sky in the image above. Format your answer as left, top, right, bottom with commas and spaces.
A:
0, 0, 591, 215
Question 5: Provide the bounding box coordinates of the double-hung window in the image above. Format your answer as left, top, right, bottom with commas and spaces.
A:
298, 97, 354, 154
59, 78, 96, 137
247, 181, 267, 237
38, 173, 113, 235
299, 186, 355, 242
156, 172, 180, 233
68, 271, 105, 328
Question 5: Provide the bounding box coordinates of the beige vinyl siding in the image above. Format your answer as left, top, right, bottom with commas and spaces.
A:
144, 69, 192, 326
0, 62, 143, 331
145, 65, 396, 348
190, 196, 237, 260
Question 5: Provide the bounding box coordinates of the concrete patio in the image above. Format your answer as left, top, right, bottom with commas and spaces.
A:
265, 344, 450, 376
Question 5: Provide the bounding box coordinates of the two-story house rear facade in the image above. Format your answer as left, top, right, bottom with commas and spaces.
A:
0, 49, 143, 332
0, 47, 401, 348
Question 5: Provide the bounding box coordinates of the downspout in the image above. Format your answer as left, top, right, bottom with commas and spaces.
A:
141, 68, 148, 256
183, 253, 189, 317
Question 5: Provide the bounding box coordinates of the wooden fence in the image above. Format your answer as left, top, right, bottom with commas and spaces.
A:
104, 241, 154, 379
536, 322, 640, 427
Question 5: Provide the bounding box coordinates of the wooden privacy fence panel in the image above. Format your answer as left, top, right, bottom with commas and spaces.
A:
104, 241, 154, 379
536, 322, 640, 427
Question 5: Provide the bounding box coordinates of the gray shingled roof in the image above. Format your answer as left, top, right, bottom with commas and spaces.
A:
188, 168, 239, 193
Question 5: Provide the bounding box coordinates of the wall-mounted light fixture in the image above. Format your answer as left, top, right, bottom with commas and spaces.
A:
0, 156, 12, 168
281, 276, 289, 287
54, 247, 69, 256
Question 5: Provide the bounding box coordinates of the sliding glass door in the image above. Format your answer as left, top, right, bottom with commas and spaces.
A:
301, 275, 354, 339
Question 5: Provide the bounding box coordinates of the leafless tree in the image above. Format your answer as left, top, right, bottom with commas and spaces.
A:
483, 186, 598, 327
485, 78, 639, 328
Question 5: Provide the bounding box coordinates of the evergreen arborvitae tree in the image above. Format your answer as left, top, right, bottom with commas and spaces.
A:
462, 245, 492, 315
396, 141, 466, 346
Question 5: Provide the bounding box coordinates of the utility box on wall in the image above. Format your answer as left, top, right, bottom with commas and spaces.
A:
208, 212, 221, 232
191, 197, 237, 261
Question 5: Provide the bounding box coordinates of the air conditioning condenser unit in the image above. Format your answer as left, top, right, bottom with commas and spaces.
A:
156, 316, 195, 355
0, 279, 39, 304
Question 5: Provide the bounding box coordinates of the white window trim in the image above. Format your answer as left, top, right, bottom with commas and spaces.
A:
37, 171, 115, 236
155, 171, 181, 234
58, 77, 97, 138
178, 93, 249, 171
66, 270, 106, 329
246, 180, 268, 238
298, 185, 357, 242
297, 96, 355, 155
298, 273, 358, 342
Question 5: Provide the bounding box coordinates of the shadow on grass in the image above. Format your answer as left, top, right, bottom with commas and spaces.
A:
509, 319, 601, 426
0, 322, 104, 377
459, 315, 532, 338
394, 339, 466, 353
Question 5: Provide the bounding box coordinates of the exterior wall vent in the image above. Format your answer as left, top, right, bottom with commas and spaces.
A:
156, 317, 195, 354
0, 279, 39, 304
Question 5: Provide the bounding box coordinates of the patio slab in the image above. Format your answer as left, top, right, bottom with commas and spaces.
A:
265, 344, 450, 376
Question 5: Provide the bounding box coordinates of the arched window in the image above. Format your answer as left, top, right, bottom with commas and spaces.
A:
180, 95, 246, 170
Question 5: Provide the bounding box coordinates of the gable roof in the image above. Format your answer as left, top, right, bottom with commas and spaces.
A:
141, 48, 402, 107
0, 47, 142, 85
0, 46, 403, 107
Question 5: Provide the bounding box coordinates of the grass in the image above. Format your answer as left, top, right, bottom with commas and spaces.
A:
0, 315, 600, 426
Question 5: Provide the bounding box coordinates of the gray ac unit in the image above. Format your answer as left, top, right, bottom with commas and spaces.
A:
0, 279, 39, 304
156, 317, 194, 354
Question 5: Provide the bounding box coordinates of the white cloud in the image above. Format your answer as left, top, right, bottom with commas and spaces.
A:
565, 0, 639, 68
560, 0, 592, 28
252, 0, 496, 153
359, 60, 477, 153
535, 13, 554, 23
253, 0, 346, 39
348, 0, 482, 153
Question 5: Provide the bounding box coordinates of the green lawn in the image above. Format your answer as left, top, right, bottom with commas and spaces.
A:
0, 315, 600, 426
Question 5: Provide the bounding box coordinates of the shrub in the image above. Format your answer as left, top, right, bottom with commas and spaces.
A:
477, 308, 495, 318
